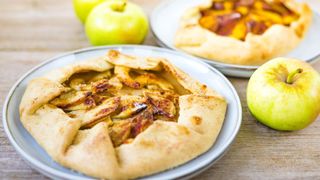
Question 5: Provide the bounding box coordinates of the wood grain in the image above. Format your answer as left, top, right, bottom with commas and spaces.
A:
0, 0, 319, 179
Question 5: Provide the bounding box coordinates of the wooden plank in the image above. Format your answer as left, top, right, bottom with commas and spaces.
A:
0, 0, 319, 179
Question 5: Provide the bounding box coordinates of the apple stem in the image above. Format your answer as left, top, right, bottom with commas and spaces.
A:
286, 68, 303, 84
110, 0, 127, 12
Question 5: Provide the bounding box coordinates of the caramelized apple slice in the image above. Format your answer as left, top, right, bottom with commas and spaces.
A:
91, 79, 114, 93
130, 107, 154, 137
144, 90, 177, 119
235, 0, 254, 7
88, 70, 112, 82
251, 10, 282, 24
216, 12, 242, 36
236, 6, 249, 15
212, 1, 225, 10
199, 15, 219, 32
69, 78, 91, 91
109, 120, 132, 147
199, 0, 299, 40
50, 90, 91, 108
223, 1, 234, 10
135, 73, 174, 91
230, 20, 247, 40
64, 96, 96, 111
246, 20, 268, 35
112, 102, 148, 119
108, 77, 123, 90
81, 97, 120, 127
119, 95, 145, 106
283, 15, 299, 25
149, 97, 176, 119
81, 116, 113, 130
67, 109, 86, 119
262, 1, 292, 15
143, 89, 179, 105
201, 9, 234, 17
114, 66, 141, 89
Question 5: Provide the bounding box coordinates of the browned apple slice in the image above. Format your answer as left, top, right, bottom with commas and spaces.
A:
199, 15, 219, 32
135, 73, 174, 91
282, 14, 299, 25
148, 96, 176, 119
212, 2, 225, 10
81, 97, 120, 127
88, 70, 112, 82
235, 0, 254, 7
198, 0, 300, 40
81, 116, 113, 130
112, 102, 148, 119
251, 10, 282, 24
230, 20, 247, 40
109, 120, 132, 147
216, 12, 242, 36
69, 78, 91, 91
114, 66, 141, 89
262, 1, 292, 15
236, 6, 249, 15
119, 95, 145, 106
50, 90, 91, 108
63, 96, 96, 111
91, 79, 114, 93
130, 107, 154, 137
246, 20, 268, 35
143, 89, 179, 105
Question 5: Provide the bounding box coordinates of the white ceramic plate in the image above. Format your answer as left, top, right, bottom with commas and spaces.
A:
3, 45, 242, 179
150, 0, 320, 77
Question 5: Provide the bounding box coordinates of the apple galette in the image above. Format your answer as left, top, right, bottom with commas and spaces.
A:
19, 50, 227, 179
174, 0, 312, 65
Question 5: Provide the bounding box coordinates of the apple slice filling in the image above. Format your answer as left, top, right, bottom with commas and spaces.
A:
50, 66, 185, 147
199, 0, 299, 40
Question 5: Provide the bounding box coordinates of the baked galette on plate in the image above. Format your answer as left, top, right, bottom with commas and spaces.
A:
174, 0, 312, 65
19, 50, 227, 179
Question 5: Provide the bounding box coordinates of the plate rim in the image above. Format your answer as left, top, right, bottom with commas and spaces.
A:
150, 0, 320, 71
2, 45, 242, 179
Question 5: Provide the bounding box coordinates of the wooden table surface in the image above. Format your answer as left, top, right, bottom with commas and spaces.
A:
0, 0, 319, 179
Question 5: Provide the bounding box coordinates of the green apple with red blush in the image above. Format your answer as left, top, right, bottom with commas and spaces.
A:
247, 57, 320, 131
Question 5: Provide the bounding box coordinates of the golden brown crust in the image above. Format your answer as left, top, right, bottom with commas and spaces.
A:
19, 50, 227, 179
174, 0, 312, 65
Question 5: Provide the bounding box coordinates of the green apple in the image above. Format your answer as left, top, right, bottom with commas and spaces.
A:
73, 0, 105, 23
85, 0, 148, 45
247, 57, 320, 131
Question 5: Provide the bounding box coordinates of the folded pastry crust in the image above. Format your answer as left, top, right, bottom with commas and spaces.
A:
19, 50, 227, 179
174, 0, 312, 65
